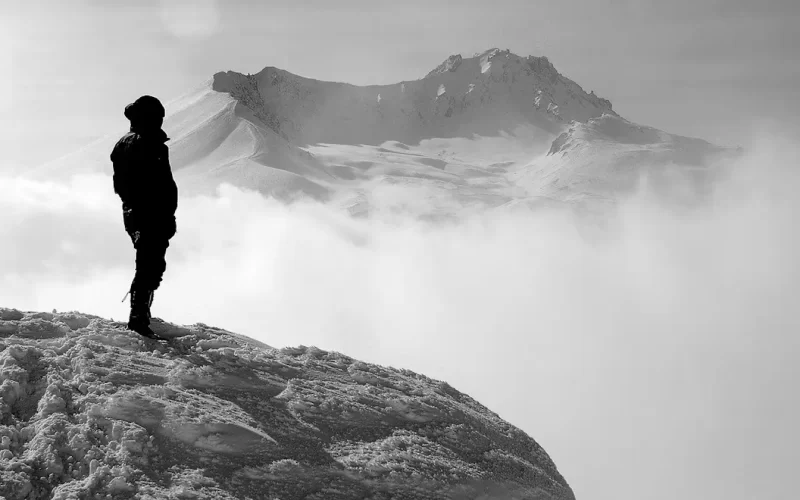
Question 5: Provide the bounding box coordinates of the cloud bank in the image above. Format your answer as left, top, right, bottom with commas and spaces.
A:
1, 134, 798, 500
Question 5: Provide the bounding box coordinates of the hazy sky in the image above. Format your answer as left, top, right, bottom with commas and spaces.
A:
3, 0, 799, 170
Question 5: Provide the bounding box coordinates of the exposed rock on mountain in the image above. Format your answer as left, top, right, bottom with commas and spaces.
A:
211, 48, 614, 146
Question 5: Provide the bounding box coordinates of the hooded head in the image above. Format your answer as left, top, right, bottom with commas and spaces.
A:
124, 95, 165, 133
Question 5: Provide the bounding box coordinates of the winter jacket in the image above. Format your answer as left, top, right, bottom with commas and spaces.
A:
111, 128, 178, 237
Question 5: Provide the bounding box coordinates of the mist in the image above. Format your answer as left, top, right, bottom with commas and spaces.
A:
2, 134, 798, 500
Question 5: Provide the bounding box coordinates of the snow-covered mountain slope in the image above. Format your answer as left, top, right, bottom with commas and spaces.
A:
508, 114, 734, 208
30, 48, 733, 213
0, 307, 575, 500
34, 84, 334, 201
212, 48, 613, 147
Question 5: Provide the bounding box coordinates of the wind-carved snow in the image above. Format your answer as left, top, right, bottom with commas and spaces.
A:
479, 48, 508, 74
437, 84, 446, 97
0, 307, 576, 500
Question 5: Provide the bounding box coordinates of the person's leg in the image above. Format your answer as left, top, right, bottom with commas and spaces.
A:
132, 234, 170, 293
128, 233, 170, 336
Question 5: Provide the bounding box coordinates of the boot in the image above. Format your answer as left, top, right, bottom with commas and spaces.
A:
128, 289, 163, 340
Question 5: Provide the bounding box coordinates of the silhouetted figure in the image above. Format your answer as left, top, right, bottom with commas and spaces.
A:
110, 95, 178, 340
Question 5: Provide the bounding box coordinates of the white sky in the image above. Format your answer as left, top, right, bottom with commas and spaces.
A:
2, 0, 799, 171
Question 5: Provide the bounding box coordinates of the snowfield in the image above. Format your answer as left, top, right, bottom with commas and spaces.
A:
0, 307, 574, 500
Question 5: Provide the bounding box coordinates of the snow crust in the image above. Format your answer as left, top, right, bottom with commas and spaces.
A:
0, 307, 574, 499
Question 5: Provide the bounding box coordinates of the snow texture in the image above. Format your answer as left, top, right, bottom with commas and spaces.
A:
0, 307, 574, 500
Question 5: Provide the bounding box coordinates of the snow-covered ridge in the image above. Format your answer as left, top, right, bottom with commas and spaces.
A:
547, 114, 723, 158
210, 48, 615, 146
425, 54, 463, 77
0, 307, 575, 500
511, 113, 733, 207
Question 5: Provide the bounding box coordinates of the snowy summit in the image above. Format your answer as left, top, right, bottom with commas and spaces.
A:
210, 47, 616, 146
0, 307, 575, 500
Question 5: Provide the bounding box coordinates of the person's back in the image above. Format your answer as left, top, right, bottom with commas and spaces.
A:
112, 131, 177, 219
110, 95, 178, 340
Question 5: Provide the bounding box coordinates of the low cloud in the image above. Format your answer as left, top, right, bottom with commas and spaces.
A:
1, 134, 798, 500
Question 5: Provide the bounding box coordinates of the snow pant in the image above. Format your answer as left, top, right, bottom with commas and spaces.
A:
123, 207, 176, 293
129, 232, 171, 292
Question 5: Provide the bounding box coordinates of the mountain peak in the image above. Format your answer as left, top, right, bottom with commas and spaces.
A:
427, 49, 557, 78
425, 54, 464, 77
473, 47, 511, 58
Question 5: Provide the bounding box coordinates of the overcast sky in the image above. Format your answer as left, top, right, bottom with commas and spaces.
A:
2, 0, 799, 171
2, 2, 800, 499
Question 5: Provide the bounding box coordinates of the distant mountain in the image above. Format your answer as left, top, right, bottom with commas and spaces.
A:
211, 48, 614, 146
31, 49, 733, 212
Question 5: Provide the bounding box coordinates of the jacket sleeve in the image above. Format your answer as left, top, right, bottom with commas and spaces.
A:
167, 173, 178, 215
111, 142, 131, 205
111, 137, 147, 209
162, 145, 179, 215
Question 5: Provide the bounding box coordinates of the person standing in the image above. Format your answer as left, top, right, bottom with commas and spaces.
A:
110, 95, 177, 339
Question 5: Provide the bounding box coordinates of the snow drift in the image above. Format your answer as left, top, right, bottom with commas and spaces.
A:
0, 308, 574, 500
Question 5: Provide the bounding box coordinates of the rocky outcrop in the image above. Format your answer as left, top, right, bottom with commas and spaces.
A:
426, 54, 464, 77
0, 308, 575, 500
